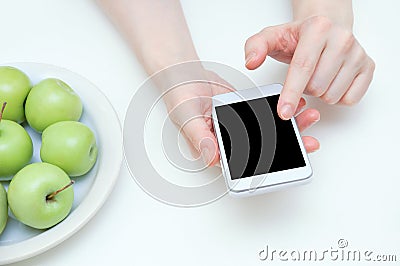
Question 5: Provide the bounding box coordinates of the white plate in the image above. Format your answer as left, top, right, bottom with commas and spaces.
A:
0, 62, 123, 264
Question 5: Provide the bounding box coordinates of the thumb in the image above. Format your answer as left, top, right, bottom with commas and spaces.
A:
181, 117, 219, 167
244, 23, 297, 70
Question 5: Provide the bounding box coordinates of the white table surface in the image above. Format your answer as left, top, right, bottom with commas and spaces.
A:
1, 0, 398, 265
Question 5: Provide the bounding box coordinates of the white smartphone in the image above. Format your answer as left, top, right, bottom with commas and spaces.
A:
212, 84, 312, 197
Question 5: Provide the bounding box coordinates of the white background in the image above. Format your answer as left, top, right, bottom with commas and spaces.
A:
0, 0, 398, 265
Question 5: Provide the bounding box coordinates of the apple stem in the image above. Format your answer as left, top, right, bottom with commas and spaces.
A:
46, 180, 75, 201
0, 102, 6, 122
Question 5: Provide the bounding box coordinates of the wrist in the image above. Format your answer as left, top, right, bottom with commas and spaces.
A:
145, 56, 206, 97
136, 40, 200, 76
292, 0, 354, 30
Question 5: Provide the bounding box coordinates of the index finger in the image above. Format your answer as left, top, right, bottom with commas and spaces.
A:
278, 24, 327, 120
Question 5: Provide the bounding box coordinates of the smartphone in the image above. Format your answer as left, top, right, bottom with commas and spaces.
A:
212, 84, 312, 197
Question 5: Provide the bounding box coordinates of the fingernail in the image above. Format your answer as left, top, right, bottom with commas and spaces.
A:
280, 104, 294, 120
245, 52, 257, 66
310, 119, 319, 127
312, 112, 321, 124
201, 147, 212, 166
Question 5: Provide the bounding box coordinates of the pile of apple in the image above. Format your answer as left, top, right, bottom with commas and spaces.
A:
0, 66, 98, 235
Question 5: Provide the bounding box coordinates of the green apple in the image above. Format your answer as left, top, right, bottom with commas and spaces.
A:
0, 183, 7, 235
25, 78, 83, 132
7, 163, 74, 229
41, 121, 98, 177
0, 66, 31, 123
0, 103, 33, 180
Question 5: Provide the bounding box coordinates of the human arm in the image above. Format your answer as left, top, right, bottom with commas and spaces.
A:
98, 0, 321, 166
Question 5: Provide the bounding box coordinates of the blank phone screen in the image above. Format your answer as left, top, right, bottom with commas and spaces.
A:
215, 94, 306, 180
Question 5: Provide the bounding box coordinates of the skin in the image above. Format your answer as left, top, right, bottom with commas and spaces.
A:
0, 183, 7, 235
0, 66, 31, 123
97, 0, 374, 166
41, 121, 98, 177
25, 78, 83, 133
0, 120, 33, 179
245, 0, 375, 120
7, 163, 74, 230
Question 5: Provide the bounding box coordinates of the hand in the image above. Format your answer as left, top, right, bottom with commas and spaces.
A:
163, 70, 320, 167
245, 15, 375, 120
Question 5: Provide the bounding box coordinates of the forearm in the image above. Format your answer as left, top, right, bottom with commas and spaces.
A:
97, 0, 199, 75
292, 0, 353, 29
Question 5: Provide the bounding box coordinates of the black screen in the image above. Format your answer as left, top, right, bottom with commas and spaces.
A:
215, 95, 306, 180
